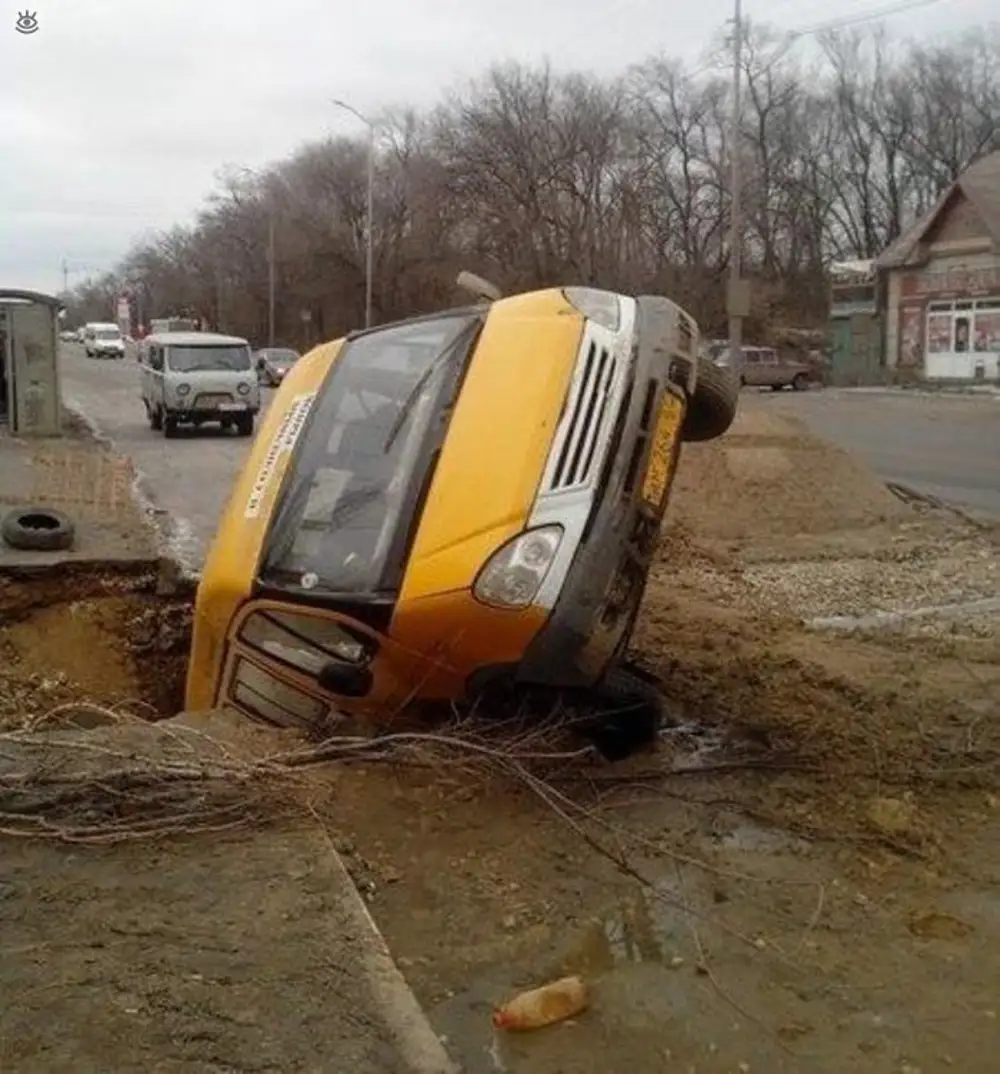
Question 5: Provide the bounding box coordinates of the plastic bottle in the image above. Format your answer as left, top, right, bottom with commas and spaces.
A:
491, 975, 588, 1031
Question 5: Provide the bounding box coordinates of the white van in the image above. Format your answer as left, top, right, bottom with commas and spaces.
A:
84, 322, 125, 359
138, 331, 260, 438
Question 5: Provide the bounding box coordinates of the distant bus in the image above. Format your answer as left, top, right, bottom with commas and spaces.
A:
150, 317, 198, 334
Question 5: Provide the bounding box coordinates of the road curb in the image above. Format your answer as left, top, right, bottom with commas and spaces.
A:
834, 386, 1000, 399
328, 848, 461, 1074
169, 710, 461, 1074
62, 397, 202, 589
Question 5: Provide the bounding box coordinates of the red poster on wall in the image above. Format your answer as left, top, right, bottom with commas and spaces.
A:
898, 306, 923, 368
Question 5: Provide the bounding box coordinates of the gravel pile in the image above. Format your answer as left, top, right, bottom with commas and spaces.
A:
661, 398, 1000, 638
662, 529, 1000, 640
740, 536, 1000, 620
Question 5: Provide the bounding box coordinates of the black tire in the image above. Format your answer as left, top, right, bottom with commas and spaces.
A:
1, 507, 75, 552
235, 413, 254, 437
580, 666, 666, 761
150, 405, 163, 431
792, 373, 808, 391
163, 414, 179, 438
682, 357, 739, 443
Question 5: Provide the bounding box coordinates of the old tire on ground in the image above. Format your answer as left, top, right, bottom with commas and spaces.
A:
681, 357, 740, 443
580, 666, 666, 762
1, 508, 76, 552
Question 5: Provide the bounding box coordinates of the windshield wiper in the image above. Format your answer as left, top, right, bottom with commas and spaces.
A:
382, 318, 481, 453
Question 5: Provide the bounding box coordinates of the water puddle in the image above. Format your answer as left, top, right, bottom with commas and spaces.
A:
659, 718, 729, 769
431, 820, 805, 1073
572, 880, 687, 973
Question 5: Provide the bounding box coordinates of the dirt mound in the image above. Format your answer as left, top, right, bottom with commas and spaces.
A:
668, 402, 910, 544
640, 396, 1000, 843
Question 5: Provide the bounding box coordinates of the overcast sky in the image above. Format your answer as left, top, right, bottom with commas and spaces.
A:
0, 0, 993, 294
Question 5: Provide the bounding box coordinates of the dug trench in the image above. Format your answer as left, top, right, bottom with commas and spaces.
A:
0, 561, 194, 728
2, 404, 1000, 1074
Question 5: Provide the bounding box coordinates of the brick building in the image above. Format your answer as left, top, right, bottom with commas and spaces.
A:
877, 151, 1000, 382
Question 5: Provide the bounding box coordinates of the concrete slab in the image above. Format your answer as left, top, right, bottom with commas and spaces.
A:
0, 417, 157, 569
0, 717, 460, 1074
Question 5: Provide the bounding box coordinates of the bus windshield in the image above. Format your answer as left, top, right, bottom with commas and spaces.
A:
260, 313, 482, 597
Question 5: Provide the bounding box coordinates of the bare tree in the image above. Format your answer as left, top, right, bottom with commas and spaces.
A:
72, 22, 1000, 345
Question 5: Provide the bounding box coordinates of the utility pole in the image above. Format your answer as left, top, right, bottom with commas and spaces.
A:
267, 213, 276, 347
61, 259, 69, 294
332, 98, 376, 329
727, 0, 747, 356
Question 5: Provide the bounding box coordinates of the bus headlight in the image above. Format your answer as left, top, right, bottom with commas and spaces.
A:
473, 525, 563, 609
176, 383, 191, 396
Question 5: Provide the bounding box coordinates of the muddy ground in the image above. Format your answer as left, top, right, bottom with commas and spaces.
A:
1, 402, 998, 1073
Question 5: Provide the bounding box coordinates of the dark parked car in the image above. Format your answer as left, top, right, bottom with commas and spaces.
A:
254, 347, 301, 386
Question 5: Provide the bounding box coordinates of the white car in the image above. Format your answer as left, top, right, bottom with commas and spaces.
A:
85, 323, 126, 359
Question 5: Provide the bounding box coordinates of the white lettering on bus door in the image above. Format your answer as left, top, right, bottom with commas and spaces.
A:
244, 392, 317, 518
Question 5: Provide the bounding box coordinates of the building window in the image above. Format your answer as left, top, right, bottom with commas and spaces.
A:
974, 307, 1000, 352
924, 297, 1000, 354
927, 314, 952, 353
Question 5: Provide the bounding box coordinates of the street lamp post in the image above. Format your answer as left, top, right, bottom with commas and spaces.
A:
238, 166, 277, 346
331, 98, 375, 329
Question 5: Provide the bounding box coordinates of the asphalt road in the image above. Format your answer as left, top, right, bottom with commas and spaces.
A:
59, 343, 274, 572
767, 386, 1000, 521
60, 345, 1000, 573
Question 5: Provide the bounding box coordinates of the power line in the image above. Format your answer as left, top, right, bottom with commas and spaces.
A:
789, 0, 943, 36
752, 0, 927, 31
683, 0, 944, 82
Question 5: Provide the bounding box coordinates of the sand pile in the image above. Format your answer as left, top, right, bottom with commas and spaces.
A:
667, 403, 911, 543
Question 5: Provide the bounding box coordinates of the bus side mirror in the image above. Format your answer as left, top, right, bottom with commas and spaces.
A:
317, 660, 372, 699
